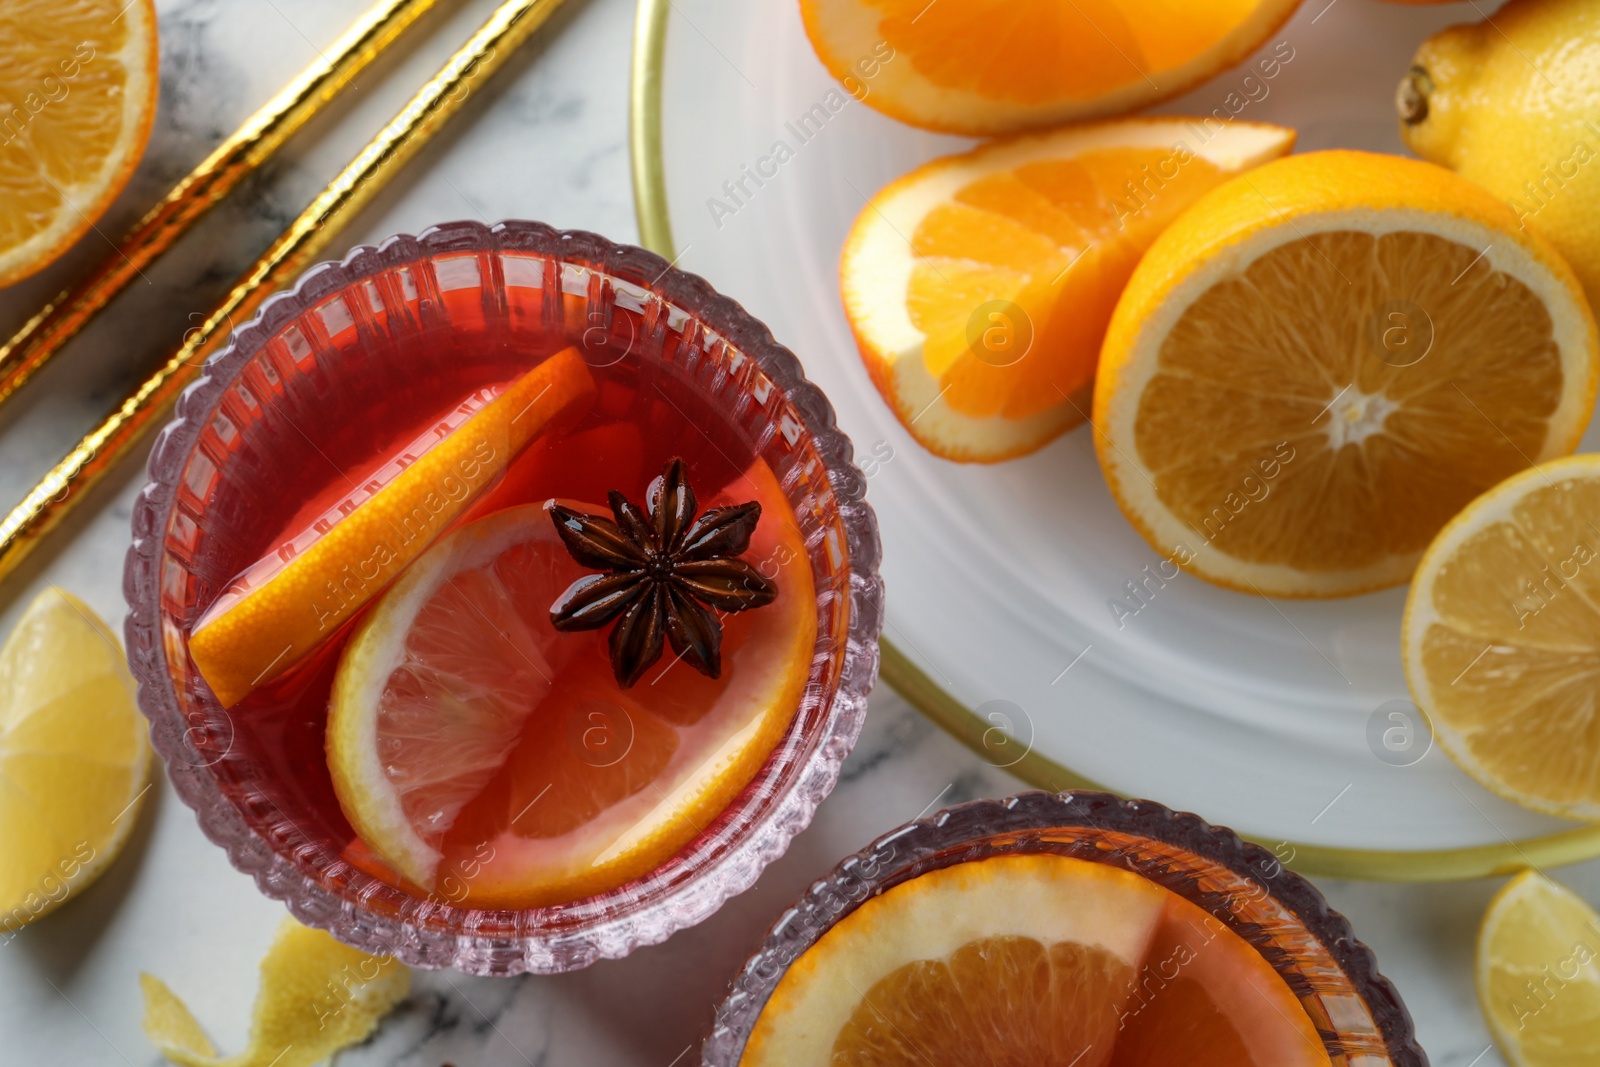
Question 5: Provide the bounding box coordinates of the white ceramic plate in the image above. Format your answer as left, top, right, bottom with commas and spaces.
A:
633, 0, 1600, 877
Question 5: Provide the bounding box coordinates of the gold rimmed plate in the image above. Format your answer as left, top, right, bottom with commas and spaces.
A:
629, 0, 1600, 880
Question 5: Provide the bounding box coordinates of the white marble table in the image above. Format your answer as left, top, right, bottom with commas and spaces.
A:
0, 1, 1592, 1063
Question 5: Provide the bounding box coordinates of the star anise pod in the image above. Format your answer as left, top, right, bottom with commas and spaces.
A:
549, 457, 779, 688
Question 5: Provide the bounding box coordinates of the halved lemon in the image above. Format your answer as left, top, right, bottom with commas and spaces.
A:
743, 854, 1328, 1065
800, 0, 1304, 136
0, 0, 160, 285
189, 348, 595, 707
1, 587, 150, 932
1478, 870, 1600, 1067
1404, 454, 1600, 819
327, 459, 816, 907
1096, 150, 1598, 597
842, 118, 1295, 463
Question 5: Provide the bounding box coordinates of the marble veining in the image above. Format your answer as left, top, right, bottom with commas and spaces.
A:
0, 1, 1595, 1065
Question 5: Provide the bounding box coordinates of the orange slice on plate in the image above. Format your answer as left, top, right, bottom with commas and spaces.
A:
0, 0, 160, 285
326, 458, 816, 907
801, 0, 1304, 135
842, 118, 1294, 462
743, 854, 1329, 1065
188, 348, 595, 707
1095, 151, 1597, 597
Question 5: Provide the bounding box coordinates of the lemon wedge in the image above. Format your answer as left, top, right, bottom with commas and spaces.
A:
0, 587, 150, 933
1479, 870, 1600, 1067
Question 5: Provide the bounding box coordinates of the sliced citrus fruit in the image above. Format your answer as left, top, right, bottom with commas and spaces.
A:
842, 118, 1295, 463
1477, 870, 1600, 1067
0, 587, 150, 933
189, 348, 596, 708
327, 458, 816, 906
1095, 150, 1599, 597
141, 917, 410, 1067
1403, 454, 1600, 819
743, 854, 1328, 1065
0, 0, 159, 285
800, 0, 1304, 135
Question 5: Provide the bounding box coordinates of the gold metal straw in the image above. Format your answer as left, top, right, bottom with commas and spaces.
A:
0, 0, 443, 408
0, 0, 570, 585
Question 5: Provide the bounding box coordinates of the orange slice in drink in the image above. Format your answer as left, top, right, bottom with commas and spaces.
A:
801, 0, 1304, 135
188, 348, 596, 707
0, 0, 160, 284
326, 458, 816, 906
744, 854, 1329, 1065
842, 118, 1294, 462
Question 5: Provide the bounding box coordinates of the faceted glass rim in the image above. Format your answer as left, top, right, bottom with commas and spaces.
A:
704, 790, 1427, 1066
122, 220, 885, 974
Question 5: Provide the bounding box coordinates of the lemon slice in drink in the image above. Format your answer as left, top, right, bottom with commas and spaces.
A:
328, 458, 815, 906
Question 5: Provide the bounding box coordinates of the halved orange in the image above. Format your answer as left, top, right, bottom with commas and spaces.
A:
801, 0, 1304, 135
189, 348, 596, 707
1095, 151, 1598, 597
327, 458, 816, 907
743, 854, 1329, 1065
0, 0, 160, 285
842, 118, 1294, 462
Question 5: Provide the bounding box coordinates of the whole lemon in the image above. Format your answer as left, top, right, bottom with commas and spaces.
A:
1399, 0, 1600, 310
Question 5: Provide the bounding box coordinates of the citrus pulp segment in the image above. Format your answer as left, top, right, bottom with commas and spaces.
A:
328, 457, 816, 906
0, 587, 150, 932
1477, 870, 1600, 1067
189, 347, 596, 708
800, 0, 1304, 135
1404, 455, 1600, 820
1095, 150, 1598, 597
0, 0, 159, 284
841, 118, 1295, 462
742, 854, 1328, 1065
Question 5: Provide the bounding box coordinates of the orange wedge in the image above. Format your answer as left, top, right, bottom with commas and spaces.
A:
0, 0, 159, 285
744, 854, 1329, 1065
189, 348, 596, 707
1095, 151, 1598, 597
842, 118, 1295, 462
801, 0, 1304, 135
326, 459, 816, 906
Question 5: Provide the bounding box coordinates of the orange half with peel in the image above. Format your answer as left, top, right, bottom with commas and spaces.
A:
841, 118, 1295, 463
188, 348, 596, 707
1094, 151, 1597, 597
